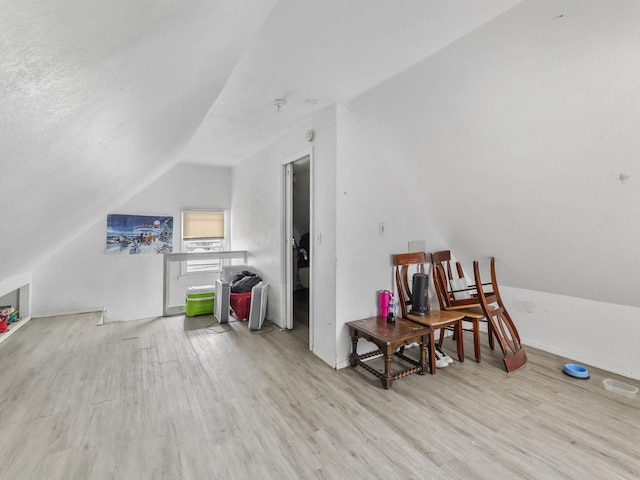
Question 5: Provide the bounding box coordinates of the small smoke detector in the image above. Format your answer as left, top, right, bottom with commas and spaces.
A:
273, 98, 287, 112
305, 98, 318, 105
306, 129, 315, 142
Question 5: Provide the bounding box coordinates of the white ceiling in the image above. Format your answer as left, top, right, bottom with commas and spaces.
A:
180, 0, 523, 166
0, 0, 522, 282
0, 0, 277, 278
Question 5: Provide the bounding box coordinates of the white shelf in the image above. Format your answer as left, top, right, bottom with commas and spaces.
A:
0, 316, 32, 345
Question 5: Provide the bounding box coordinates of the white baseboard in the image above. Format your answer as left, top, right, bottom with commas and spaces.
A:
522, 338, 639, 381
33, 307, 106, 322
336, 358, 351, 370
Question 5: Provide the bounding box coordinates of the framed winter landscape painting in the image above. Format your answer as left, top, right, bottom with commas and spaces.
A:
106, 214, 173, 255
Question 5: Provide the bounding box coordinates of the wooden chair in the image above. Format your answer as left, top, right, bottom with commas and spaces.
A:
473, 257, 527, 373
431, 250, 495, 362
393, 252, 465, 373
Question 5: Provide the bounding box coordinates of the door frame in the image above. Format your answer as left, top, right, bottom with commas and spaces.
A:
281, 148, 313, 350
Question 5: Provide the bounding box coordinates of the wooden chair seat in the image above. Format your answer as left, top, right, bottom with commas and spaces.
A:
405, 309, 465, 374
442, 305, 486, 317
406, 311, 465, 328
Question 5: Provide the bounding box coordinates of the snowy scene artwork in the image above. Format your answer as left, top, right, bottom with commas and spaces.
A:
106, 214, 173, 255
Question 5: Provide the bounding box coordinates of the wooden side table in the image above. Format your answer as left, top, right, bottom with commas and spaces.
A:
346, 316, 431, 389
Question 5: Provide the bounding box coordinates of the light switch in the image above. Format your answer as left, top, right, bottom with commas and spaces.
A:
408, 240, 426, 252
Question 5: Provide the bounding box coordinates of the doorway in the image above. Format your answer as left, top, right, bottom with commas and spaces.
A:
283, 154, 312, 348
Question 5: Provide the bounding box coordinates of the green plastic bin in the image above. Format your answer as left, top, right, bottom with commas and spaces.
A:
185, 285, 215, 317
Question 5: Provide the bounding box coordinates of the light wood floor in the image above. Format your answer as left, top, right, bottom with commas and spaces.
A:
0, 313, 638, 480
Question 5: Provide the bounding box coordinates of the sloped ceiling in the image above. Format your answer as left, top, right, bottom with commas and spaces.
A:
0, 0, 522, 283
181, 0, 522, 165
0, 0, 278, 279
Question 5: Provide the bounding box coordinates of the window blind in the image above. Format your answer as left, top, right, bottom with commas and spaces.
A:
183, 211, 224, 239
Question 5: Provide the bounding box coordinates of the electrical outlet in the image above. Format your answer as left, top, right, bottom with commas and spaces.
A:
379, 223, 385, 235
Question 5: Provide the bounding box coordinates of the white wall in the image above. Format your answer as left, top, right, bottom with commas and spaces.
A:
231, 106, 338, 367
230, 101, 640, 379
229, 104, 452, 369
502, 286, 640, 380
336, 0, 640, 378
334, 105, 450, 367
346, 0, 640, 308
32, 163, 231, 321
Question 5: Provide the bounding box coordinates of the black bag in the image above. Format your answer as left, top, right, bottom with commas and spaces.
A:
230, 271, 262, 293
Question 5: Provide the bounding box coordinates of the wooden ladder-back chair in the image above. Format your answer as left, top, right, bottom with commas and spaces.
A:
431, 250, 495, 362
393, 252, 465, 373
473, 257, 527, 373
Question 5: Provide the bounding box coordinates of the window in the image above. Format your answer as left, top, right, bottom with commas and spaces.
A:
182, 210, 226, 273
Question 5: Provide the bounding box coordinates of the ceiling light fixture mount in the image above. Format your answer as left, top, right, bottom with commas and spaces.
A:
273, 98, 287, 112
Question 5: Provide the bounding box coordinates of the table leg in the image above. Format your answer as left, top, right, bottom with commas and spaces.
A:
419, 335, 428, 375
381, 344, 394, 389
349, 331, 359, 367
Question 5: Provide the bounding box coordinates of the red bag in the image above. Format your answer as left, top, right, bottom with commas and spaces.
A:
230, 292, 252, 321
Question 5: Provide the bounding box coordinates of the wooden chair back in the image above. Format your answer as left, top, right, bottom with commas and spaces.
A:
431, 250, 480, 309
393, 252, 427, 319
473, 257, 527, 373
